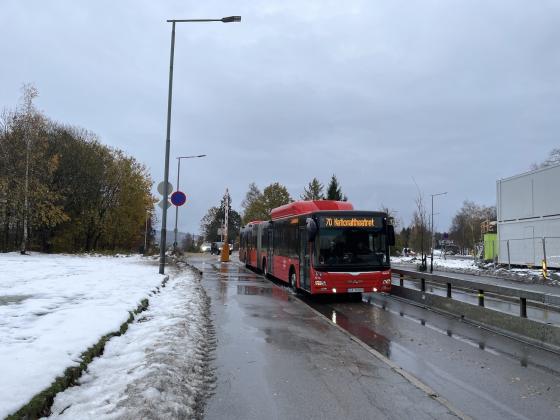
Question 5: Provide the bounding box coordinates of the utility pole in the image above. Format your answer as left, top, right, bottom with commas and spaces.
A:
430, 192, 447, 273
221, 188, 230, 262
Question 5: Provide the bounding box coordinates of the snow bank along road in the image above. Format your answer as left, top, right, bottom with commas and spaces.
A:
47, 264, 214, 419
0, 253, 165, 418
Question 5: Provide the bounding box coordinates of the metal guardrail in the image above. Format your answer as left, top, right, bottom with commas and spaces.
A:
392, 268, 560, 318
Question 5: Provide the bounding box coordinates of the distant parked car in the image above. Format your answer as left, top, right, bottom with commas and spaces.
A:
200, 242, 212, 253
443, 245, 460, 255
211, 242, 233, 255
402, 248, 416, 257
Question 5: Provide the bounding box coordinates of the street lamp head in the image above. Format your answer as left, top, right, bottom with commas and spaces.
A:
432, 191, 448, 198
221, 16, 241, 23
177, 154, 207, 159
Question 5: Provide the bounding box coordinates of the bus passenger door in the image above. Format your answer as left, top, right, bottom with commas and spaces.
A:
299, 226, 310, 290
267, 228, 273, 275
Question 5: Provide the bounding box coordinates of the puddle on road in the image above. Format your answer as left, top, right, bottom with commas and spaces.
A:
305, 290, 560, 381
309, 303, 392, 358
195, 259, 291, 303
237, 285, 273, 296
237, 284, 292, 302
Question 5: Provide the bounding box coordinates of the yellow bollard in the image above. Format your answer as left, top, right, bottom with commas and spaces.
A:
220, 242, 230, 262
542, 259, 548, 279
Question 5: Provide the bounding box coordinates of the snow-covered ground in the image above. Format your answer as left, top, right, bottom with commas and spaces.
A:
47, 266, 214, 419
392, 255, 477, 271
392, 255, 559, 285
0, 253, 164, 418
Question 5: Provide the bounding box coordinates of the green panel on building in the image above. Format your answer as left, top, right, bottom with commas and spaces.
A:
484, 233, 498, 261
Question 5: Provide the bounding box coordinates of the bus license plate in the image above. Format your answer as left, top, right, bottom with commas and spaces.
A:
348, 288, 364, 293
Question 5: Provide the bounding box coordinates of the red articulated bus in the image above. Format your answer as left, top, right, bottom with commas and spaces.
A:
239, 200, 395, 296
239, 220, 264, 268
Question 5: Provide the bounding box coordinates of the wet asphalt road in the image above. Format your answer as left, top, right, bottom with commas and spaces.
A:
309, 294, 560, 420
189, 254, 560, 420
188, 255, 460, 420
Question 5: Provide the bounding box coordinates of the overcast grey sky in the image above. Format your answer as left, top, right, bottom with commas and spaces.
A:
1, 0, 559, 234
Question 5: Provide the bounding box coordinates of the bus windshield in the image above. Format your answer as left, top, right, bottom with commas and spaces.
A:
314, 228, 388, 269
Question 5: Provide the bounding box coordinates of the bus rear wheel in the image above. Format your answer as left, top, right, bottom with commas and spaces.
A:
289, 269, 297, 292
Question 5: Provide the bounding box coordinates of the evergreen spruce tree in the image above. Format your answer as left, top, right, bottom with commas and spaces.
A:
300, 177, 324, 200
326, 174, 344, 201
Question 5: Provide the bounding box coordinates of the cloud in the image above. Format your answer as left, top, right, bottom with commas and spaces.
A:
1, 0, 559, 234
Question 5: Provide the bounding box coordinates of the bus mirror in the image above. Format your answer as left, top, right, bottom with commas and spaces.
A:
306, 218, 318, 242
388, 225, 396, 247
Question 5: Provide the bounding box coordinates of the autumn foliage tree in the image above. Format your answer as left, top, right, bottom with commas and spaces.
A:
241, 182, 292, 224
241, 182, 267, 224
0, 85, 155, 253
449, 201, 496, 254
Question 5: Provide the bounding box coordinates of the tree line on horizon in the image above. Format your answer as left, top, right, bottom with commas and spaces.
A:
397, 148, 559, 256
199, 175, 348, 244
0, 85, 155, 253
200, 147, 559, 254
200, 174, 496, 254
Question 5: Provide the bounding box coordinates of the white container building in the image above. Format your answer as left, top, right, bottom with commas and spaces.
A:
497, 163, 560, 268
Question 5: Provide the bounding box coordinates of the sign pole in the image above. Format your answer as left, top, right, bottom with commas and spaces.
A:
221, 188, 230, 262
173, 158, 181, 252
159, 21, 176, 275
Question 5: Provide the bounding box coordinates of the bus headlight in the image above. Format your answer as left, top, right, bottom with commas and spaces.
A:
383, 279, 392, 285
314, 280, 327, 286
332, 288, 337, 293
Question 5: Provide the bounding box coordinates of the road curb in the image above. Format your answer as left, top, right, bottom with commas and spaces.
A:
300, 299, 472, 420
7, 274, 170, 420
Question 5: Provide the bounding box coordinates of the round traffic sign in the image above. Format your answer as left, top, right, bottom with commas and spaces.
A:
157, 181, 173, 196
157, 199, 172, 210
171, 191, 187, 206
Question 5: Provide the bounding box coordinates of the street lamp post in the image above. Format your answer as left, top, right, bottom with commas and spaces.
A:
173, 154, 206, 251
430, 192, 447, 273
159, 16, 241, 275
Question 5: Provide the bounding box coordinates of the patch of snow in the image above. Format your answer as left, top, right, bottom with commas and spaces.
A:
47, 268, 215, 419
392, 255, 479, 271
0, 253, 163, 418
392, 254, 559, 285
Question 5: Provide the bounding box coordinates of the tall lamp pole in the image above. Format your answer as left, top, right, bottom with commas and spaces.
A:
173, 154, 206, 251
430, 192, 447, 273
159, 16, 241, 275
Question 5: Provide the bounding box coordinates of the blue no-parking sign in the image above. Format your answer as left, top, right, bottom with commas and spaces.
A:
171, 191, 187, 206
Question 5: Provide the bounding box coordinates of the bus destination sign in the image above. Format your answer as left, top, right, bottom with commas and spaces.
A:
320, 216, 378, 228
